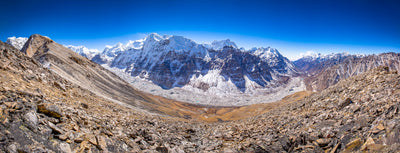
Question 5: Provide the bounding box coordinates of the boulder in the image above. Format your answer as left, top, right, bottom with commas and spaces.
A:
37, 103, 63, 118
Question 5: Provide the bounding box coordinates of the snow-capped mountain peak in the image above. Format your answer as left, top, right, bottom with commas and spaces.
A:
297, 51, 353, 62
249, 47, 283, 61
6, 36, 28, 50
206, 39, 238, 50
126, 39, 145, 49
102, 42, 126, 57
145, 33, 164, 42
164, 35, 205, 52
65, 45, 100, 59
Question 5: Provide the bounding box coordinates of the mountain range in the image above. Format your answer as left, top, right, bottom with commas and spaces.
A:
6, 34, 400, 106
88, 34, 305, 105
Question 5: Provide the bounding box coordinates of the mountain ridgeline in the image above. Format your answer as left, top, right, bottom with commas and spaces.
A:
6, 34, 400, 105
93, 34, 299, 93
294, 52, 400, 91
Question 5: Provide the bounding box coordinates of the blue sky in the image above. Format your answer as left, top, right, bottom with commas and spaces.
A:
1, 0, 399, 60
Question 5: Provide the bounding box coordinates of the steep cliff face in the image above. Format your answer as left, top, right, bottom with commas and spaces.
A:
295, 52, 400, 91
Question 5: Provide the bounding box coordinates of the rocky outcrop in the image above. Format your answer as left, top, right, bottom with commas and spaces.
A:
21, 34, 54, 58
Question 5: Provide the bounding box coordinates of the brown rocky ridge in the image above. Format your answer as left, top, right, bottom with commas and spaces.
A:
1, 34, 400, 152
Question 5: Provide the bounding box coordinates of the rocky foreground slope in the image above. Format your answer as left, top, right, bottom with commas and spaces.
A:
1, 36, 400, 152
213, 66, 400, 152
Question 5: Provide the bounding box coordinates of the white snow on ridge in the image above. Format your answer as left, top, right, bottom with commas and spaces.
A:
204, 39, 238, 50
126, 39, 145, 49
296, 51, 359, 62
65, 45, 100, 59
101, 33, 241, 59
6, 36, 28, 50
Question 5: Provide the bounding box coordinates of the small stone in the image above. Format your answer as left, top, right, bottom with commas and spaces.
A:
72, 124, 80, 131
96, 135, 108, 151
58, 134, 68, 141
156, 146, 169, 153
316, 138, 331, 147
376, 124, 385, 130
81, 103, 88, 109
37, 103, 63, 118
278, 135, 291, 151
338, 98, 352, 110
6, 143, 19, 153
59, 142, 71, 153
48, 122, 64, 134
223, 147, 238, 153
23, 111, 38, 131
344, 138, 362, 152
364, 144, 385, 151
370, 129, 381, 134
330, 142, 340, 153
88, 135, 97, 145
361, 137, 375, 151
74, 137, 84, 143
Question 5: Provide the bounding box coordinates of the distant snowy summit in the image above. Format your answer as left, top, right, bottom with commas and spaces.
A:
204, 39, 238, 50
65, 45, 100, 59
6, 36, 28, 50
297, 51, 353, 61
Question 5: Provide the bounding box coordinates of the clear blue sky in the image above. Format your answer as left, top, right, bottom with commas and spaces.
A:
1, 0, 399, 60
